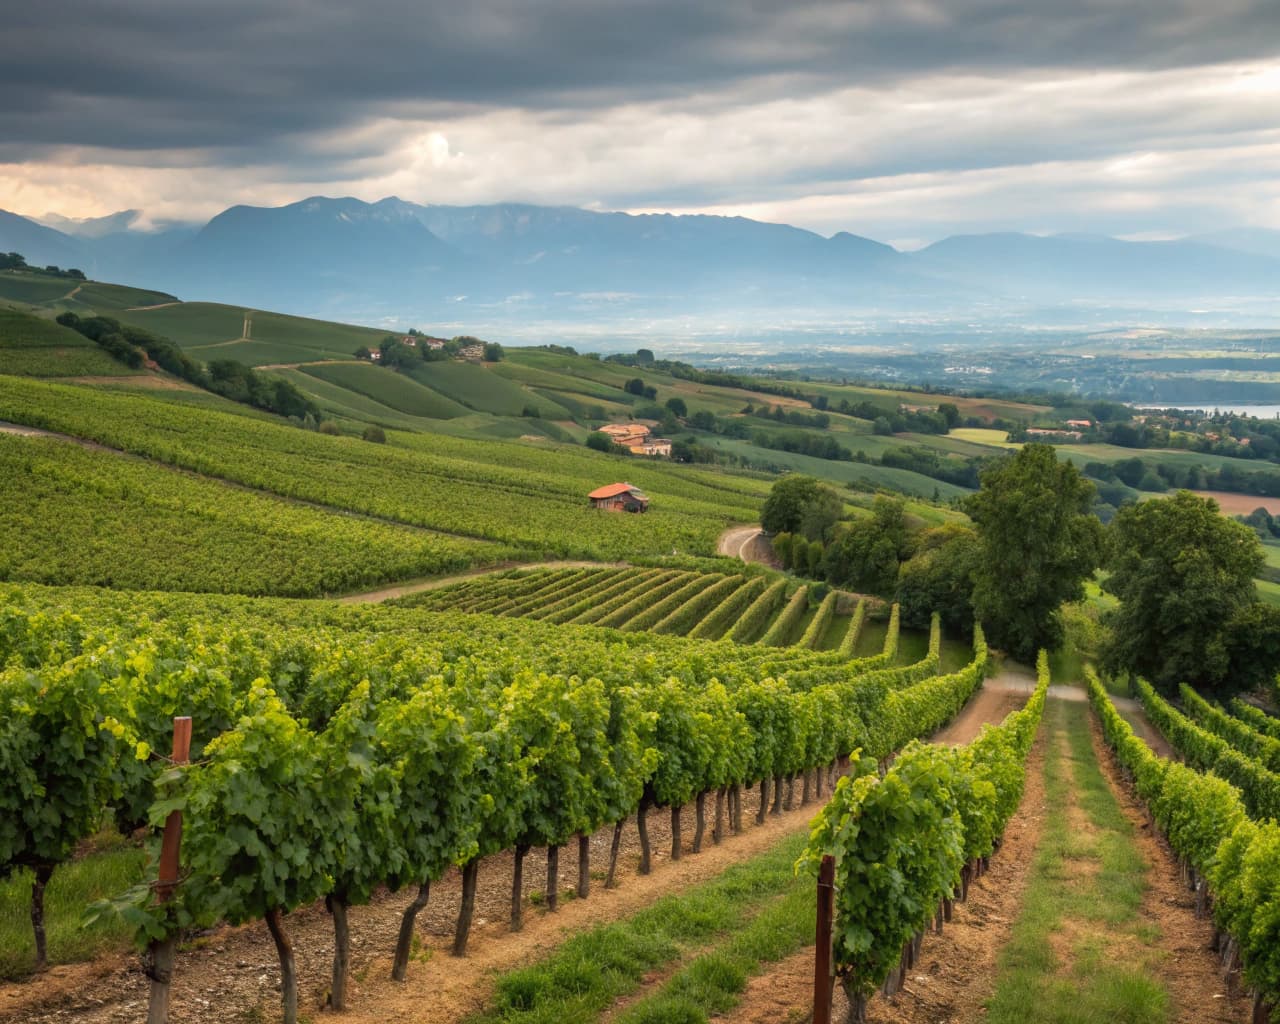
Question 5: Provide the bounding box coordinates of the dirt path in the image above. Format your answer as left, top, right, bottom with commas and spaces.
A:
335, 560, 616, 603
58, 375, 200, 391
723, 720, 1051, 1024
1113, 694, 1177, 759
930, 679, 1031, 745
124, 301, 182, 311
1, 793, 824, 1024
258, 359, 363, 370
0, 420, 114, 451
60, 284, 82, 301
717, 525, 778, 567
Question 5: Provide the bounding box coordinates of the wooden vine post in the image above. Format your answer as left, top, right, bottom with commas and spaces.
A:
813, 854, 835, 1024
148, 716, 192, 1024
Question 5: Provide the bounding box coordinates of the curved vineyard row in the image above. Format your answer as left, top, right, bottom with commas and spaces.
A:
543, 568, 670, 624
1179, 683, 1280, 773
1136, 678, 1280, 821
688, 575, 767, 640
1230, 697, 1280, 743
1088, 671, 1280, 1019
760, 584, 810, 646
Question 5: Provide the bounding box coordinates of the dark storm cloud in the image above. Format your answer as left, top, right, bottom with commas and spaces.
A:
3, 0, 1279, 155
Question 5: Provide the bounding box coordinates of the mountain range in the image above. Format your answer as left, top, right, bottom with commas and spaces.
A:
3, 196, 1278, 328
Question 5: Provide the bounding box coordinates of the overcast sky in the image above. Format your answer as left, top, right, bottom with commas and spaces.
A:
2, 0, 1278, 246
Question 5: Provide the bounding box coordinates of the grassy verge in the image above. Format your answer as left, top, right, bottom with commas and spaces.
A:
468, 831, 812, 1024
0, 832, 147, 978
613, 880, 813, 1024
984, 700, 1168, 1023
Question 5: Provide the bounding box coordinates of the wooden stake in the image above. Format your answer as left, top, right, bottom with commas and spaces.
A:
813, 855, 835, 1024
147, 716, 191, 1024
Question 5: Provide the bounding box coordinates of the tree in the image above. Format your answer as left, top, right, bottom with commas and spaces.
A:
772, 531, 794, 568
937, 403, 960, 429
761, 475, 841, 540
362, 425, 386, 443
1101, 490, 1280, 694
483, 342, 504, 362
585, 431, 613, 453
823, 495, 911, 594
896, 523, 980, 632
635, 348, 655, 364
624, 378, 646, 396
964, 444, 1103, 661
665, 397, 687, 418
353, 346, 371, 360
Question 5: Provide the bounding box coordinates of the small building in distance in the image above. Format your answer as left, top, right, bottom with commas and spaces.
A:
598, 422, 671, 457
631, 438, 672, 457
588, 482, 650, 512
1065, 419, 1093, 429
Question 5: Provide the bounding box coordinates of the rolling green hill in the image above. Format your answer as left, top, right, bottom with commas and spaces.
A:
0, 305, 141, 377
302, 362, 471, 419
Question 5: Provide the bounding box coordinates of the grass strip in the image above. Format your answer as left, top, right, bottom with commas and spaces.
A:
0, 832, 147, 978
613, 877, 814, 1024
468, 831, 810, 1024
985, 699, 1168, 1024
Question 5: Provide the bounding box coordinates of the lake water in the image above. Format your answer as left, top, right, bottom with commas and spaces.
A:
1134, 403, 1280, 419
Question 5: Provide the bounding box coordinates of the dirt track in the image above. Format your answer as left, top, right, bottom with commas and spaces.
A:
717, 524, 778, 567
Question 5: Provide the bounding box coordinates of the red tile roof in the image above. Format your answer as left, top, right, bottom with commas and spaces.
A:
588, 482, 647, 500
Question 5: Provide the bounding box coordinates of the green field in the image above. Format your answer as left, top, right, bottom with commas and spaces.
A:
949, 427, 1018, 448
302, 362, 471, 419
70, 281, 178, 310
0, 432, 500, 595
0, 272, 81, 305
110, 301, 386, 358
0, 376, 764, 560
0, 305, 141, 377
405, 360, 571, 417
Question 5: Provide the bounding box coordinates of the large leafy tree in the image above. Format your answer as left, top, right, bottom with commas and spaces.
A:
964, 444, 1103, 661
895, 522, 981, 633
824, 495, 911, 594
761, 475, 841, 540
1101, 490, 1280, 694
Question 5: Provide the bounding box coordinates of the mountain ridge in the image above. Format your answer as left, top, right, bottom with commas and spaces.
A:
2, 196, 1277, 324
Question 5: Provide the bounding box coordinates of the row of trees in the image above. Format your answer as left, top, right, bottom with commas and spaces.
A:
57, 313, 319, 421
355, 335, 504, 367
1, 252, 85, 279
762, 445, 1280, 693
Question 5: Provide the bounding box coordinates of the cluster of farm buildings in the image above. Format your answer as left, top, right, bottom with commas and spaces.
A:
598, 423, 672, 457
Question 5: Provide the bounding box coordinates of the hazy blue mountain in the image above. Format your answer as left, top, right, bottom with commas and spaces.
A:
37, 209, 144, 238
1191, 228, 1280, 262
0, 210, 87, 269
1, 198, 1278, 325
915, 232, 1280, 300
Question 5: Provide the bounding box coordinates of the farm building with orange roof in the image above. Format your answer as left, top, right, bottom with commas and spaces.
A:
587, 482, 650, 512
